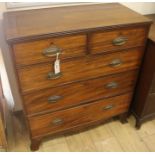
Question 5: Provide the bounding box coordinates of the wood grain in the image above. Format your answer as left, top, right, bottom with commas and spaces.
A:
3, 4, 151, 151
90, 26, 146, 54
18, 48, 144, 93
23, 70, 138, 116
3, 3, 151, 42
13, 34, 86, 66
9, 113, 155, 152
28, 93, 132, 138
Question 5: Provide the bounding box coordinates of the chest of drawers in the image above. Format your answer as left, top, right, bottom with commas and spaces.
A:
3, 3, 151, 151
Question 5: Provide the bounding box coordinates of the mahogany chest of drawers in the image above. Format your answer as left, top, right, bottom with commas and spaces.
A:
3, 3, 151, 151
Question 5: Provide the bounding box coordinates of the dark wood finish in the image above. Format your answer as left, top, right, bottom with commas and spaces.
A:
3, 3, 151, 43
144, 94, 155, 115
24, 70, 138, 116
18, 48, 144, 94
132, 14, 155, 128
119, 112, 128, 124
132, 43, 155, 117
30, 138, 41, 151
13, 34, 86, 66
90, 26, 146, 54
132, 39, 155, 128
150, 75, 155, 93
28, 93, 132, 138
3, 4, 151, 150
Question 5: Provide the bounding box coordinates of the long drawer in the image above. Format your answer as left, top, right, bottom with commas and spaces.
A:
90, 26, 146, 54
24, 70, 137, 116
28, 93, 132, 138
18, 47, 144, 93
13, 34, 87, 66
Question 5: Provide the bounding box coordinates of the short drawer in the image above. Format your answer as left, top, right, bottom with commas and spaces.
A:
24, 70, 137, 115
13, 34, 87, 66
28, 93, 132, 138
18, 47, 144, 93
90, 27, 146, 54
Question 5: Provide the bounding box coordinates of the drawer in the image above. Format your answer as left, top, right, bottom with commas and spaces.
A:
28, 93, 132, 138
24, 70, 137, 115
18, 48, 143, 93
90, 27, 146, 54
13, 34, 87, 66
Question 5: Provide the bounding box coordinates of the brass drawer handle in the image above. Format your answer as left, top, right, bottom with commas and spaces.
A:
112, 36, 128, 46
48, 95, 62, 103
103, 105, 114, 110
109, 59, 122, 67
47, 72, 62, 80
52, 118, 64, 126
105, 82, 118, 89
43, 45, 62, 57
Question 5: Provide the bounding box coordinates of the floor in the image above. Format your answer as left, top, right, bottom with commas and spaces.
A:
6, 112, 155, 152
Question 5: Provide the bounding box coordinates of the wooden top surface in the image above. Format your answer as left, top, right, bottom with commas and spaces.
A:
3, 3, 151, 42
146, 14, 155, 42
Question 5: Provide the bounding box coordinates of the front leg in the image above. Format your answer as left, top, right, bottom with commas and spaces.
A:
135, 119, 142, 129
119, 112, 128, 124
30, 138, 42, 151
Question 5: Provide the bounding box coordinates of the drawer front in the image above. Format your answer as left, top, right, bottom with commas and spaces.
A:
24, 70, 137, 115
28, 93, 132, 138
13, 34, 87, 66
90, 27, 146, 54
18, 48, 143, 93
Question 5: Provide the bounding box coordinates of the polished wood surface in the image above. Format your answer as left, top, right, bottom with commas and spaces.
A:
12, 26, 147, 67
7, 113, 155, 152
29, 93, 131, 138
3, 3, 151, 42
13, 34, 86, 66
3, 4, 151, 151
18, 48, 143, 93
24, 70, 137, 116
90, 26, 147, 54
